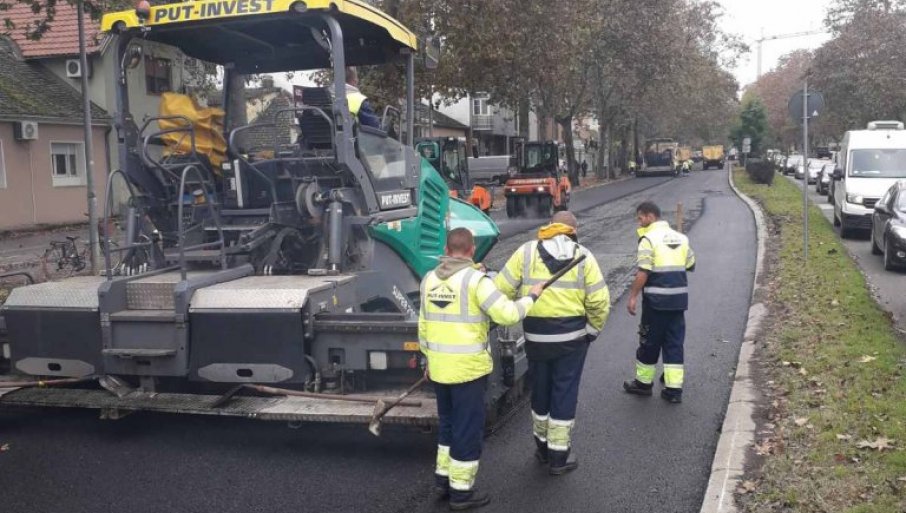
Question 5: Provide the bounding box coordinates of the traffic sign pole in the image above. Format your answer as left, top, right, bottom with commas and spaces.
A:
802, 78, 809, 261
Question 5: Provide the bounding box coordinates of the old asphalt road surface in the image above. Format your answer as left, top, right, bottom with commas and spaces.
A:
0, 170, 755, 513
785, 174, 906, 333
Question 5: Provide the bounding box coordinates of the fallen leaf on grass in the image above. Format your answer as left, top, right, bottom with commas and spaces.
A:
794, 417, 809, 427
831, 299, 840, 306
736, 480, 757, 494
897, 476, 906, 483
856, 437, 895, 451
798, 367, 808, 376
858, 355, 877, 363
837, 434, 853, 441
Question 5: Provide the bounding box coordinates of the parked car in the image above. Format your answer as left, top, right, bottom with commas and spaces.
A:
817, 162, 834, 195
870, 180, 906, 270
785, 154, 803, 176
834, 121, 906, 238
806, 159, 831, 184
793, 157, 809, 180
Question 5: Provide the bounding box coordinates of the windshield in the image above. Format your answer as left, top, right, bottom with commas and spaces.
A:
898, 192, 906, 212
809, 160, 829, 169
787, 155, 803, 165
849, 149, 906, 178
525, 145, 554, 169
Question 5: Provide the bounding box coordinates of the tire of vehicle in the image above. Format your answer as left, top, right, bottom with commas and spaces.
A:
538, 196, 553, 217
871, 228, 883, 255
506, 196, 517, 218
883, 237, 898, 271
839, 216, 855, 239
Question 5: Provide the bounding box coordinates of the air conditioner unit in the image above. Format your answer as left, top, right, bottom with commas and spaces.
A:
13, 121, 39, 141
65, 58, 92, 79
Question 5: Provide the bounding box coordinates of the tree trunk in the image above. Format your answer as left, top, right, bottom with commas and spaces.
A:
605, 124, 614, 180
557, 115, 579, 187
596, 105, 607, 179
226, 72, 248, 151
518, 99, 531, 139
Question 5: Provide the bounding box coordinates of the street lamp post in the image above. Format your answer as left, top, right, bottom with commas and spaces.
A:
77, 0, 100, 273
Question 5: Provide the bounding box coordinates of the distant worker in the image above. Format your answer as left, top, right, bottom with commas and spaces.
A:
623, 202, 695, 403
628, 158, 638, 175
580, 160, 588, 178
344, 67, 380, 128
681, 159, 691, 176
420, 228, 543, 511
496, 212, 610, 475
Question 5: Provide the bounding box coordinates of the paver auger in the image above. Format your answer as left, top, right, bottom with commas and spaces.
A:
0, 0, 530, 427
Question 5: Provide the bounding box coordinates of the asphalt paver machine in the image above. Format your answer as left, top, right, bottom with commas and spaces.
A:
0, 0, 528, 427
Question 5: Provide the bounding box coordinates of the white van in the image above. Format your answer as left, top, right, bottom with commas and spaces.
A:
833, 121, 906, 238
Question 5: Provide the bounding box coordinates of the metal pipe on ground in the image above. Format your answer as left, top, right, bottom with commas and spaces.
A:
211, 383, 423, 409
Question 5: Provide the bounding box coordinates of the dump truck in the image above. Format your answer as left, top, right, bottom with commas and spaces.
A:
503, 141, 570, 218
640, 138, 679, 177
416, 137, 493, 213
0, 0, 530, 428
702, 145, 725, 170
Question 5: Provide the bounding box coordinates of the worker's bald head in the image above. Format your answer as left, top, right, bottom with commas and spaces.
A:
346, 67, 359, 86
551, 211, 577, 228
446, 228, 476, 258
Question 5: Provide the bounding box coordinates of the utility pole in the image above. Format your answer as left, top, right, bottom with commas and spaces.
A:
77, 0, 100, 273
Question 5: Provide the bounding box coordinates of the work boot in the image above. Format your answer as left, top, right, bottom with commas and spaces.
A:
623, 379, 653, 396
534, 437, 549, 464
434, 475, 450, 498
449, 490, 491, 511
548, 450, 579, 476
661, 388, 683, 404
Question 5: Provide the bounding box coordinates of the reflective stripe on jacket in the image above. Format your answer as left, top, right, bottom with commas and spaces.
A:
637, 220, 695, 311
495, 240, 610, 344
419, 266, 535, 384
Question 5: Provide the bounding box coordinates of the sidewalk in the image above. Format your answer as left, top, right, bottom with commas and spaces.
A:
0, 224, 88, 275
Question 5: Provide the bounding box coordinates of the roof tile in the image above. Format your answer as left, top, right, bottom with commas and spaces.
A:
2, 2, 103, 59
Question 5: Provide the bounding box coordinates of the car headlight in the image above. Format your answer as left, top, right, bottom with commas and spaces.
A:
846, 193, 864, 205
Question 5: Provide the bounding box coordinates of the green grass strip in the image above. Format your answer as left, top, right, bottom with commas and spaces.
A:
734, 169, 906, 513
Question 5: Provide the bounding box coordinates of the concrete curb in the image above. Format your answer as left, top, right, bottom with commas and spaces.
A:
699, 166, 768, 513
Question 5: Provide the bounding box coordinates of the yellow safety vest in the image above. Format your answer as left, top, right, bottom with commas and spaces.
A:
496, 240, 610, 343
636, 220, 695, 310
348, 92, 367, 116
419, 266, 534, 384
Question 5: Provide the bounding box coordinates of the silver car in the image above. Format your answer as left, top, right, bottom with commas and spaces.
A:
806, 159, 831, 184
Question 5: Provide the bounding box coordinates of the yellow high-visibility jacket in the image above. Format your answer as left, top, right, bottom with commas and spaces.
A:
496, 239, 610, 344
419, 265, 535, 384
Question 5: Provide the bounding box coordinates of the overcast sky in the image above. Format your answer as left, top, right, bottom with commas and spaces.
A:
719, 0, 833, 88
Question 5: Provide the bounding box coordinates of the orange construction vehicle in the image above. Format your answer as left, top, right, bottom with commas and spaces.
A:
504, 141, 570, 218
416, 137, 493, 213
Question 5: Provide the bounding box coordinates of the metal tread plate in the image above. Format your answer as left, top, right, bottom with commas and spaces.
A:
1, 276, 106, 310
190, 275, 356, 310
0, 387, 438, 426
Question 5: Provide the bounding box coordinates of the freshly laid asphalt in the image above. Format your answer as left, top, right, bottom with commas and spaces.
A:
784, 174, 906, 333
0, 168, 756, 513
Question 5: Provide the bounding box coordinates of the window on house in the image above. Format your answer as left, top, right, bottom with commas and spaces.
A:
0, 139, 6, 189
472, 95, 490, 116
50, 142, 85, 187
145, 56, 172, 94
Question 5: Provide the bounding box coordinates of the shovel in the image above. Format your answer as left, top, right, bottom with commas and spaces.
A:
368, 375, 429, 436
